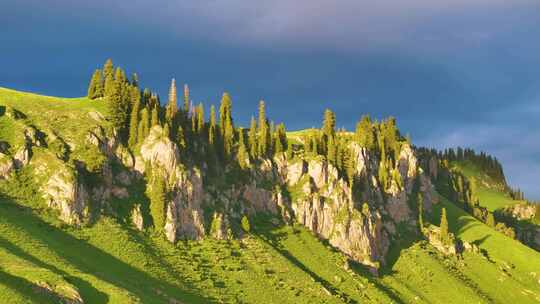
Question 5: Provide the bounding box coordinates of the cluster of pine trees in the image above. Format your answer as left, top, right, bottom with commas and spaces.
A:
437, 147, 505, 183
85, 60, 416, 231
508, 187, 526, 201
298, 113, 406, 193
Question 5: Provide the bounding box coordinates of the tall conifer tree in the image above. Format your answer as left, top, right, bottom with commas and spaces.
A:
355, 115, 375, 150
257, 100, 269, 157
183, 84, 190, 113
440, 208, 449, 244
151, 106, 159, 127
248, 116, 258, 158
128, 87, 141, 147
209, 105, 216, 145
166, 78, 178, 123
237, 128, 249, 169
219, 93, 234, 156
148, 169, 167, 232
103, 59, 114, 78
87, 69, 102, 99
197, 103, 204, 134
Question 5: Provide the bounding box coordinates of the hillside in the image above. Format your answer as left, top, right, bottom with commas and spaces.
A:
450, 160, 523, 212
0, 83, 539, 304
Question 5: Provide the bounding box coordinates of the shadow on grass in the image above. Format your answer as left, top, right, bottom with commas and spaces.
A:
0, 270, 56, 303
0, 235, 109, 303
253, 220, 405, 304
0, 195, 213, 304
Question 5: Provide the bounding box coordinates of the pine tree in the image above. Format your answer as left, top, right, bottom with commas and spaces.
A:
248, 116, 258, 158
274, 123, 287, 155
107, 70, 129, 131
151, 106, 159, 127
257, 100, 269, 157
87, 69, 102, 99
164, 123, 170, 139
440, 208, 449, 244
102, 58, 114, 79
345, 149, 356, 186
209, 105, 216, 145
237, 128, 249, 169
322, 109, 336, 141
327, 134, 337, 165
128, 87, 141, 147
191, 105, 197, 132
322, 109, 336, 161
177, 126, 186, 151
148, 169, 167, 232
486, 213, 496, 227
104, 73, 116, 97
184, 84, 190, 114
417, 192, 424, 232
197, 103, 204, 134
219, 93, 234, 156
378, 158, 388, 190
310, 136, 318, 156
138, 107, 150, 141
166, 78, 178, 123
355, 115, 375, 149
241, 215, 251, 233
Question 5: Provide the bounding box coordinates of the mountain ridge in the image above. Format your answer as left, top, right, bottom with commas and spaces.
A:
0, 78, 539, 303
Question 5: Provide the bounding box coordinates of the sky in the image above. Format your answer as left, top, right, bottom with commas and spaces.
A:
1, 0, 539, 199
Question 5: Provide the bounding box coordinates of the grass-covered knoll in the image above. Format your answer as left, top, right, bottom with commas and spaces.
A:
451, 160, 524, 211
427, 195, 540, 303
0, 87, 109, 152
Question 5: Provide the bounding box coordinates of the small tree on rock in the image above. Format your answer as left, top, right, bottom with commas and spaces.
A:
440, 207, 449, 244
241, 215, 251, 233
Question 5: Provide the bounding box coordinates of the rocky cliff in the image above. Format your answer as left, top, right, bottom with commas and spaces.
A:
132, 127, 437, 270
4, 119, 437, 271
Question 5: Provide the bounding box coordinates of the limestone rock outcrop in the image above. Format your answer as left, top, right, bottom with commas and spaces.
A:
41, 165, 88, 225
505, 204, 536, 220
140, 126, 206, 241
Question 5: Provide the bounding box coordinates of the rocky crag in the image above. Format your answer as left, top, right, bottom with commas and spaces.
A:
2, 109, 438, 272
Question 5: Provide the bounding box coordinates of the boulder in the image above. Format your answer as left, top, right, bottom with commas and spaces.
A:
131, 204, 144, 231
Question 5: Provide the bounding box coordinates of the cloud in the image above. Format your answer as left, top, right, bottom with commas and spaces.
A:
5, 0, 540, 51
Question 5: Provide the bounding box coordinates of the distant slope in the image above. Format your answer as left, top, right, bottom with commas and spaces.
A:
450, 160, 525, 211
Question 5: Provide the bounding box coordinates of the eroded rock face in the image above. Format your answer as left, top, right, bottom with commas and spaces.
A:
242, 183, 278, 215
289, 158, 390, 269
164, 202, 179, 243
32, 120, 435, 272
210, 212, 230, 240
140, 126, 180, 178
41, 167, 88, 225
0, 153, 14, 179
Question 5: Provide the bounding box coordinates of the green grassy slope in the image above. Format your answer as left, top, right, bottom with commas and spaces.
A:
1, 88, 540, 303
429, 195, 540, 303
451, 160, 525, 211
0, 87, 108, 156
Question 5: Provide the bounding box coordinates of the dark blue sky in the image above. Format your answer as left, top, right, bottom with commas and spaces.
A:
1, 0, 539, 199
